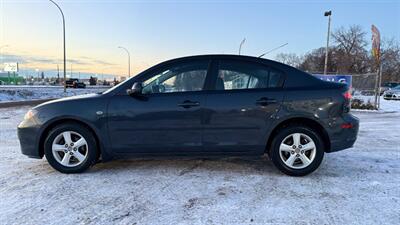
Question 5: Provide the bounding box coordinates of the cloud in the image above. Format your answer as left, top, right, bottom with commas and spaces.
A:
91, 59, 117, 66
1, 54, 28, 63
1, 53, 117, 67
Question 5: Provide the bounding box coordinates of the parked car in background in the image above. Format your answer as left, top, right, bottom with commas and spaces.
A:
380, 82, 400, 95
18, 55, 359, 176
65, 78, 86, 88
383, 85, 400, 100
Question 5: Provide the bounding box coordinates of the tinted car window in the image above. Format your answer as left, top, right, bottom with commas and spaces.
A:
142, 61, 209, 94
216, 60, 284, 90
269, 69, 283, 88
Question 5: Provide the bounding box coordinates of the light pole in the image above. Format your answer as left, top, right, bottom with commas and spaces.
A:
118, 46, 131, 78
324, 10, 332, 75
35, 69, 39, 82
0, 45, 9, 70
0, 44, 8, 50
239, 38, 246, 55
49, 0, 66, 92
258, 43, 288, 58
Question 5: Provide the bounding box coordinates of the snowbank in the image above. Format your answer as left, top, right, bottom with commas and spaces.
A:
0, 86, 109, 102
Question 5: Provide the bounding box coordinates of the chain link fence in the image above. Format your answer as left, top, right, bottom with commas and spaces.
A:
351, 73, 379, 109
311, 72, 380, 109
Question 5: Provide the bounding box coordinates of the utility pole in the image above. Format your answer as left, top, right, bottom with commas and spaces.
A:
324, 10, 332, 75
57, 64, 60, 83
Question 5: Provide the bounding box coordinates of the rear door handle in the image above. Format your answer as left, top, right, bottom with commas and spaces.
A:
178, 100, 200, 108
256, 97, 277, 106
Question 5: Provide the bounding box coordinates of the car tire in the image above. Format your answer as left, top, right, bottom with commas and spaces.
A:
44, 122, 98, 173
269, 125, 324, 176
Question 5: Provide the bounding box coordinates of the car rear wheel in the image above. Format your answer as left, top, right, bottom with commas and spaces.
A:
44, 123, 98, 173
269, 125, 324, 176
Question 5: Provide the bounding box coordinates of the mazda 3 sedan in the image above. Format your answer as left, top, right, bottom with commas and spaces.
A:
18, 55, 359, 176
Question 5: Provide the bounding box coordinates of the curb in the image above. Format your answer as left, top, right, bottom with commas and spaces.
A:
0, 98, 56, 108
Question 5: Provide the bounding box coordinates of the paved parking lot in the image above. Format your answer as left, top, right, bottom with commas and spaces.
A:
0, 106, 399, 225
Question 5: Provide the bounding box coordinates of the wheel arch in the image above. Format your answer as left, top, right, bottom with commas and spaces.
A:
38, 118, 108, 160
265, 117, 331, 154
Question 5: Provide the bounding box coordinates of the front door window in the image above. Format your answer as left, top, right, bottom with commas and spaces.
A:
142, 61, 209, 94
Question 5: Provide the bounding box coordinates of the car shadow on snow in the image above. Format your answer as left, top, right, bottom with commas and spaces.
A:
34, 154, 375, 179
88, 157, 282, 176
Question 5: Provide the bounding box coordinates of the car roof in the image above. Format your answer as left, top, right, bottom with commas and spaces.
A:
164, 54, 292, 69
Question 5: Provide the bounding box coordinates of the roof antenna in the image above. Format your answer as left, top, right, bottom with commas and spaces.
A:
258, 43, 288, 58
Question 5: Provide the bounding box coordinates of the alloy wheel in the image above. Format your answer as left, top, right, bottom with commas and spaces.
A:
51, 131, 89, 167
279, 132, 316, 169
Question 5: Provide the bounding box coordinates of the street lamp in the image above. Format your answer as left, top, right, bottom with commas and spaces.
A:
118, 46, 131, 78
324, 10, 332, 75
239, 38, 246, 55
49, 0, 66, 92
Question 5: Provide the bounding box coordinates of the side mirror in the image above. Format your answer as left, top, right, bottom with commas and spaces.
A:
126, 82, 143, 96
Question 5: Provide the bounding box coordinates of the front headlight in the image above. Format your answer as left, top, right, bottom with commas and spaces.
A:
24, 109, 37, 120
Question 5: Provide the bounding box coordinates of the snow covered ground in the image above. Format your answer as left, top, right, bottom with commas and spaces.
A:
0, 107, 399, 225
0, 86, 109, 102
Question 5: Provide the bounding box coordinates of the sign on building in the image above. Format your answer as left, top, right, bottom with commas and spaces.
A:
313, 74, 352, 88
4, 63, 19, 72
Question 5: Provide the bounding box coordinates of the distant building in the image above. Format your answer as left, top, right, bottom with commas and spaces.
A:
0, 72, 24, 84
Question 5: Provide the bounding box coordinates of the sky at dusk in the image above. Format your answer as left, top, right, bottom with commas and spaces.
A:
0, 0, 399, 79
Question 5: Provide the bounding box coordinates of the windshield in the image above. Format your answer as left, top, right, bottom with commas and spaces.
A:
393, 85, 400, 90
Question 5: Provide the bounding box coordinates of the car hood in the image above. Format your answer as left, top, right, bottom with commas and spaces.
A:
385, 89, 400, 94
34, 93, 101, 109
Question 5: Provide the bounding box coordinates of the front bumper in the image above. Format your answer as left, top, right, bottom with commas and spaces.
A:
17, 121, 42, 159
383, 94, 400, 100
327, 113, 359, 153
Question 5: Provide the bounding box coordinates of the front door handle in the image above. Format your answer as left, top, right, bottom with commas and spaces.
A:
178, 100, 200, 108
256, 97, 277, 106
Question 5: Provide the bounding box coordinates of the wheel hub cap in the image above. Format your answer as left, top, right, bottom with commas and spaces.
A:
51, 131, 89, 167
279, 132, 316, 169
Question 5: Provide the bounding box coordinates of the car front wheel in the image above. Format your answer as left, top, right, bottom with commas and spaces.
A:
269, 125, 324, 176
44, 123, 98, 173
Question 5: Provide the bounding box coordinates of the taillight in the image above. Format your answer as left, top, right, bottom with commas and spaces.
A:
343, 90, 351, 112
343, 91, 352, 100
341, 123, 353, 129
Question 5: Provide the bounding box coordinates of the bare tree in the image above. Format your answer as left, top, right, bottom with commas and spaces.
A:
275, 53, 302, 68
277, 25, 399, 84
331, 25, 369, 73
298, 47, 338, 73
380, 38, 400, 82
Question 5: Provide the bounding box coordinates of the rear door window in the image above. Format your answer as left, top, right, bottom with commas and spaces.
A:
215, 60, 284, 90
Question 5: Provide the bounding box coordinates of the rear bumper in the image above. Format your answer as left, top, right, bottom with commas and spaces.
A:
17, 123, 42, 159
327, 114, 359, 153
